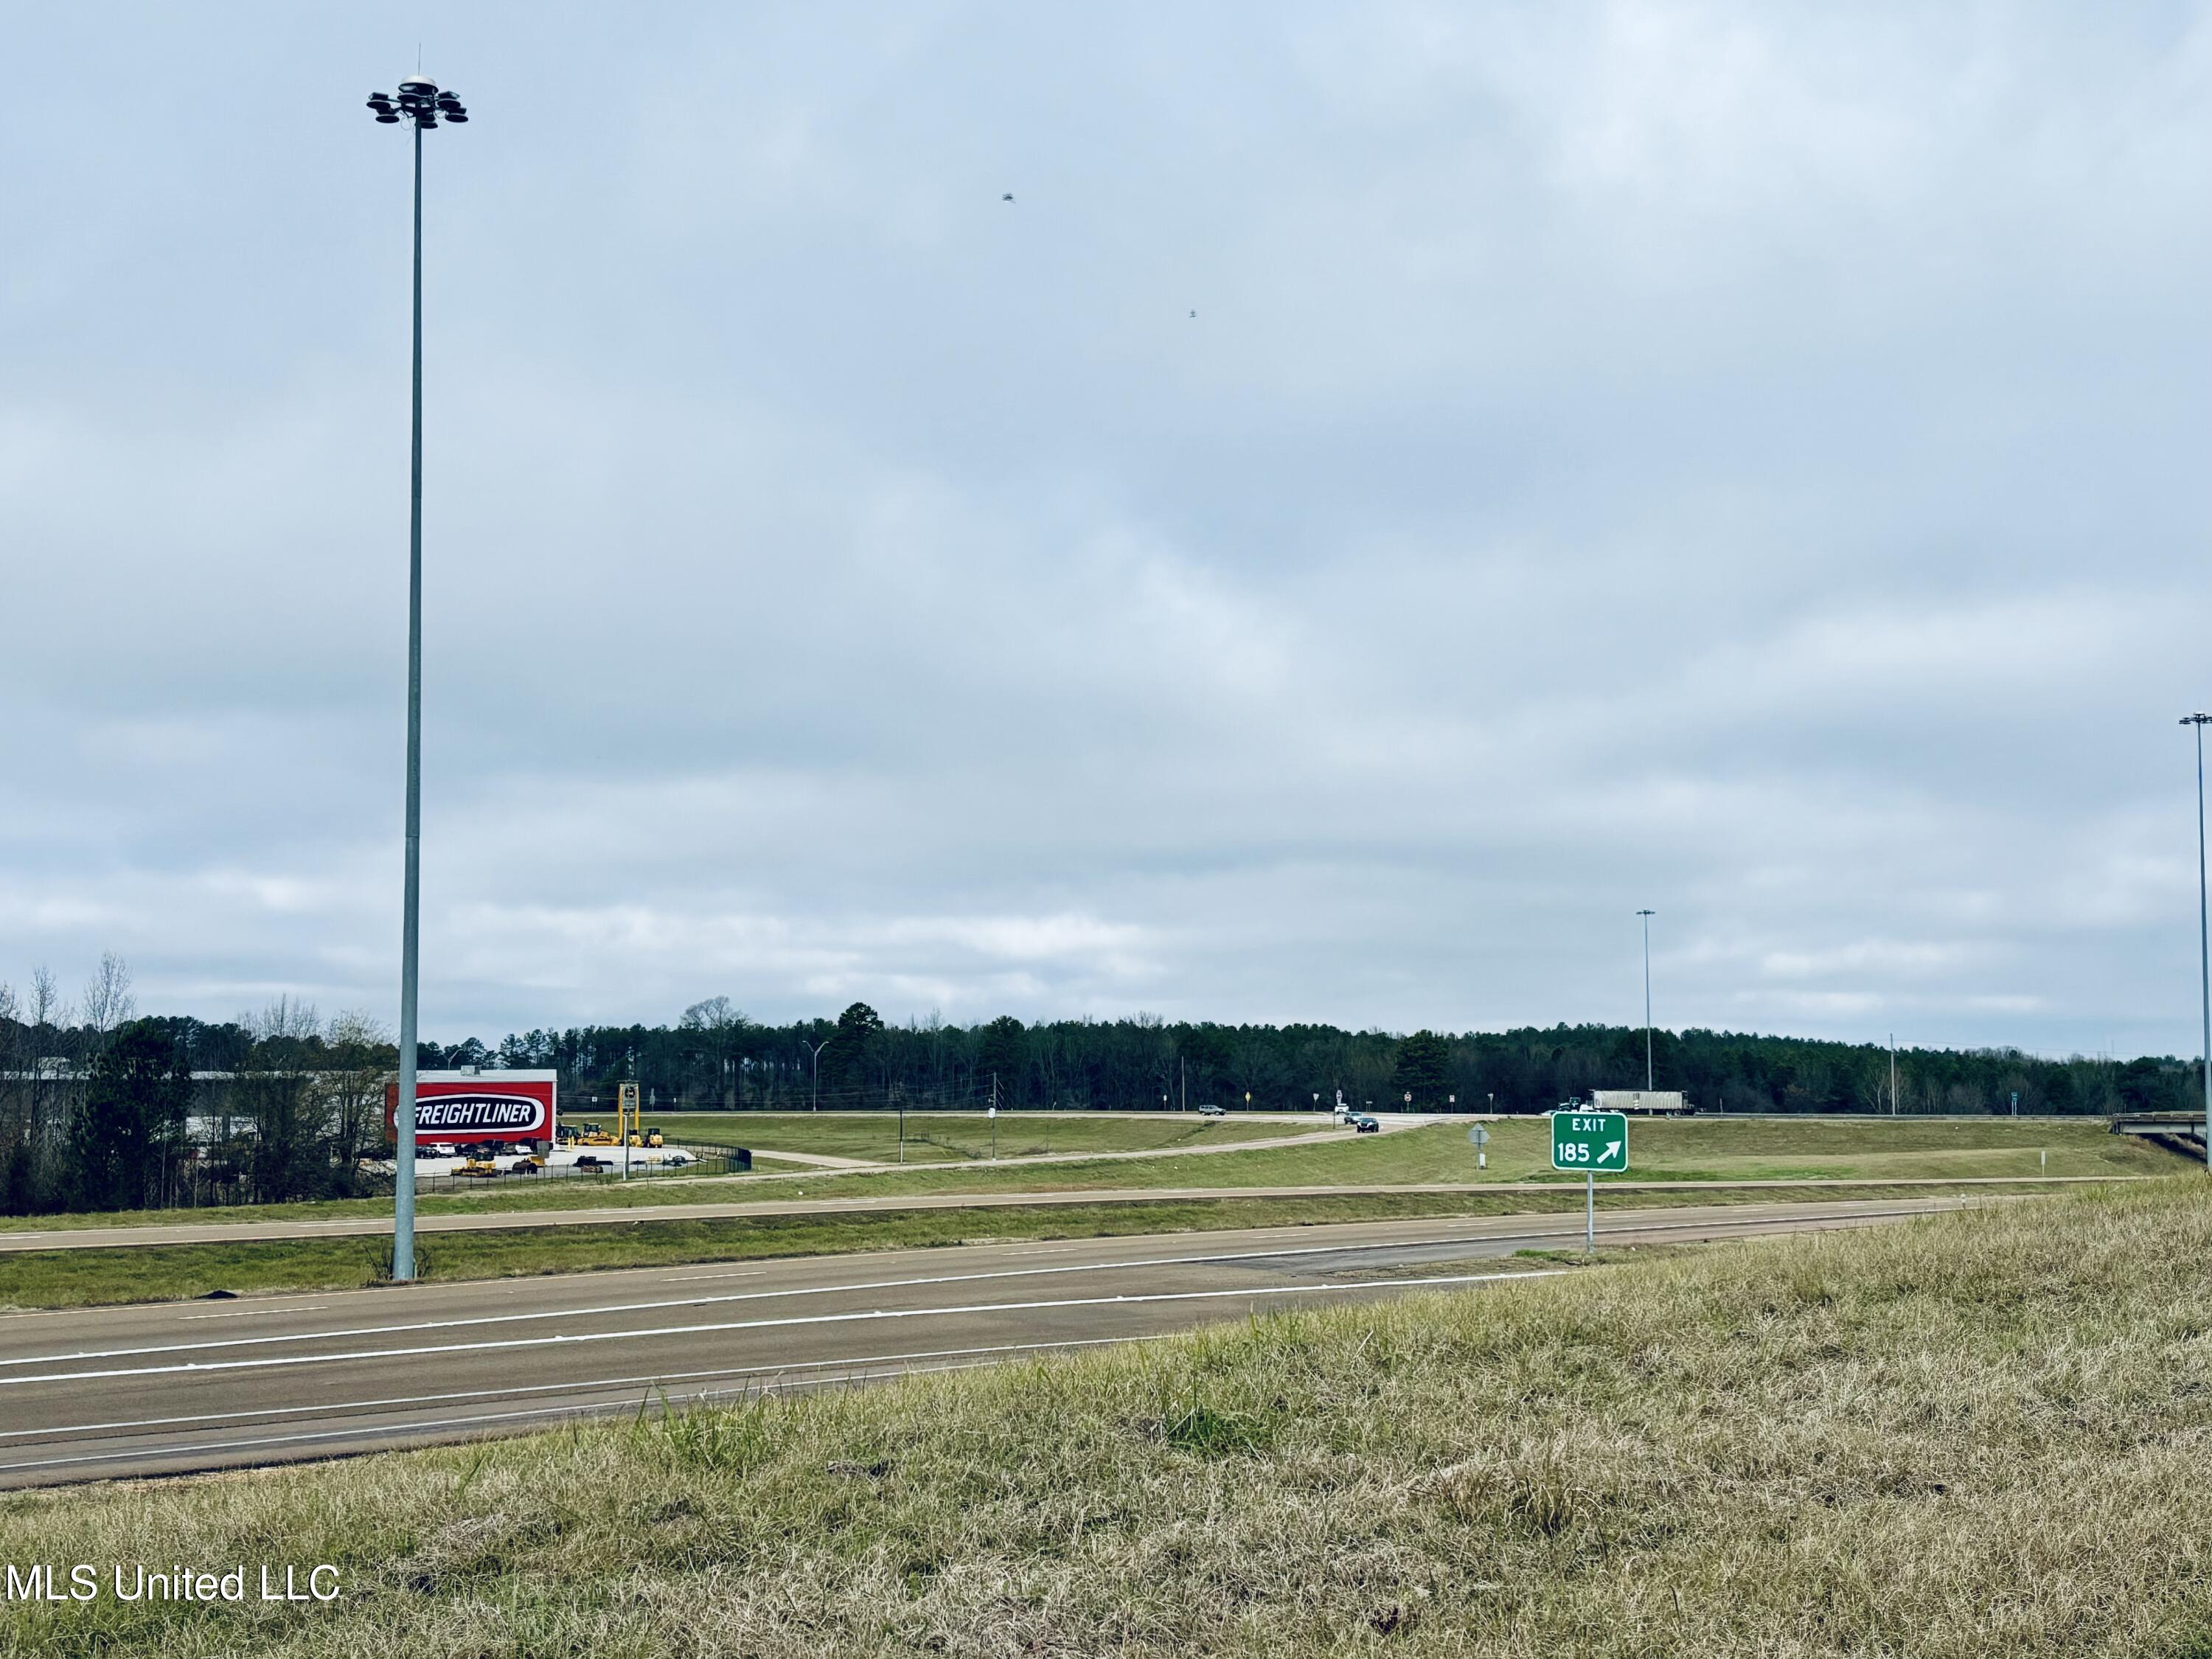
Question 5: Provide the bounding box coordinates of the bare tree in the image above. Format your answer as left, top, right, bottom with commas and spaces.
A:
246, 996, 321, 1046
80, 952, 135, 1041
236, 998, 330, 1203
0, 978, 21, 1174
324, 1010, 394, 1189
22, 967, 71, 1180
27, 966, 66, 1036
681, 996, 750, 1108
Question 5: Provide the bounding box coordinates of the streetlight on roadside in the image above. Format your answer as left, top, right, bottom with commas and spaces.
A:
366, 72, 470, 1284
1636, 909, 1657, 1092
801, 1039, 830, 1112
2183, 714, 2212, 1169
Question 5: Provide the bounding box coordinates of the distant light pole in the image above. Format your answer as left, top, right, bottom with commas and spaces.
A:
2184, 713, 2212, 1169
801, 1039, 830, 1112
367, 71, 470, 1284
1636, 909, 1657, 1092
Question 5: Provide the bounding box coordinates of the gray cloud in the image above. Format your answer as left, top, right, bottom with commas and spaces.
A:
1, 1, 2207, 1056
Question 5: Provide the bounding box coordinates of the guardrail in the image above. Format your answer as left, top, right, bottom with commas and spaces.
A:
2110, 1114, 2205, 1161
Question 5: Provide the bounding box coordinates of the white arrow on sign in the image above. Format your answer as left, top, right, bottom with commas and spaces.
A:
1600, 1141, 1621, 1164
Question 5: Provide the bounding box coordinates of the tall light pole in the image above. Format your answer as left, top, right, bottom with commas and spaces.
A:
2184, 714, 2212, 1169
1636, 909, 1656, 1092
367, 73, 469, 1284
802, 1039, 830, 1112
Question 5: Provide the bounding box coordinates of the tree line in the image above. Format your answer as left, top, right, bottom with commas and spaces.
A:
6, 964, 2199, 1217
0, 956, 396, 1215
455, 996, 2188, 1122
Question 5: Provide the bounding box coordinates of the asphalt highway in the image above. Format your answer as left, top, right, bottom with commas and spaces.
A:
0, 1197, 1969, 1488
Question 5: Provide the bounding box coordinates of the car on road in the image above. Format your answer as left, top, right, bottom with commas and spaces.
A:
1198, 1103, 1227, 1117
1352, 1115, 1380, 1133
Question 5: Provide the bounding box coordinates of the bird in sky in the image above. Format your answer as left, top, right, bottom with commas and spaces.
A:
1189, 310, 1197, 318
1001, 192, 1014, 202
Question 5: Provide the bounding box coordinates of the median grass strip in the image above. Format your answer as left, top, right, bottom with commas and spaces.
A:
0, 1156, 820, 1237
7, 1183, 2212, 1655
654, 1110, 1327, 1164
0, 1114, 2169, 1239
0, 1183, 2008, 1310
765, 1114, 2180, 1202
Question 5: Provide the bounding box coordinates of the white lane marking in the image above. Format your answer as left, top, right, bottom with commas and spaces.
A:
661, 1270, 768, 1283
182, 1305, 330, 1321
0, 1237, 1506, 1367
0, 1204, 1933, 1370
0, 1353, 1069, 1476
0, 1335, 1173, 1444
1, 1272, 1563, 1387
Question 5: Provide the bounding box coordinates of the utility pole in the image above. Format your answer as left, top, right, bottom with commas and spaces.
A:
2185, 713, 2212, 1169
1890, 1033, 1898, 1116
366, 70, 470, 1284
1636, 910, 1657, 1091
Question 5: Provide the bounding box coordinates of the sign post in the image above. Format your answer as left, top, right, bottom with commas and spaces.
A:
619, 1082, 640, 1180
1467, 1121, 1489, 1170
1551, 1109, 1629, 1255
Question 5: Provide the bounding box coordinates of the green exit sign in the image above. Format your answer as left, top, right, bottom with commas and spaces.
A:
1551, 1110, 1629, 1172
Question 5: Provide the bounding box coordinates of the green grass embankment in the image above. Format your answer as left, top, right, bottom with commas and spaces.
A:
0, 1113, 1325, 1237
10, 1113, 2163, 1242
8, 1183, 2212, 1655
667, 1113, 2180, 1203
0, 1156, 812, 1237
657, 1110, 1325, 1164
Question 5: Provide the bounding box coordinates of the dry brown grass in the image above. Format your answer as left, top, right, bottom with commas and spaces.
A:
6, 1183, 2212, 1656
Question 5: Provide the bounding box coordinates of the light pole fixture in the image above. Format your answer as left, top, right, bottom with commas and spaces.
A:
2184, 714, 2212, 1170
367, 72, 470, 1285
802, 1039, 830, 1112
1636, 909, 1656, 1092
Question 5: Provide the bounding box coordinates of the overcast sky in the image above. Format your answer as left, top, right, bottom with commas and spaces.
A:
1, 3, 2208, 1055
